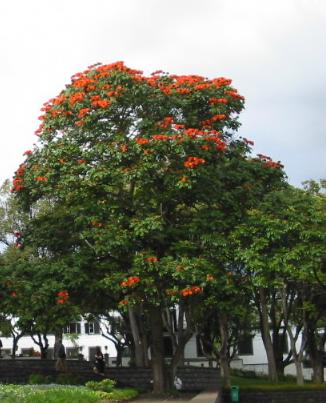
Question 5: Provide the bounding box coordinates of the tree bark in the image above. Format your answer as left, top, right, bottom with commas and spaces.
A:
219, 312, 231, 388
128, 306, 146, 367
306, 323, 325, 383
149, 305, 166, 393
258, 288, 278, 382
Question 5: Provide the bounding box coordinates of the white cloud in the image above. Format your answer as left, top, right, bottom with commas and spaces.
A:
0, 0, 325, 186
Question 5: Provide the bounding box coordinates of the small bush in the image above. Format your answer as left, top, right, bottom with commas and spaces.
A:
55, 373, 83, 385
28, 374, 53, 384
86, 378, 117, 392
94, 387, 139, 401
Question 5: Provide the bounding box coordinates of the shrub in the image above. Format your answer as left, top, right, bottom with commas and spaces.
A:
86, 378, 117, 392
94, 387, 139, 401
28, 374, 53, 384
55, 373, 83, 385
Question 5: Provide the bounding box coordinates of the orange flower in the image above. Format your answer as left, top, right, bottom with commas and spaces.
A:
69, 92, 85, 106
35, 176, 48, 182
119, 299, 129, 306
184, 157, 206, 169
180, 176, 188, 183
120, 144, 128, 152
57, 290, 69, 304
136, 138, 150, 145
143, 149, 154, 155
146, 256, 159, 263
180, 286, 203, 297
121, 276, 140, 287
78, 108, 90, 119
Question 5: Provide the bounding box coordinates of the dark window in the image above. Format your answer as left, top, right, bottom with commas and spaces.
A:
163, 336, 173, 357
64, 322, 81, 334
238, 335, 253, 355
85, 322, 100, 334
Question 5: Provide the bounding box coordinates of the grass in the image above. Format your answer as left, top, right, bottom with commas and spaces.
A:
228, 374, 326, 391
0, 384, 139, 402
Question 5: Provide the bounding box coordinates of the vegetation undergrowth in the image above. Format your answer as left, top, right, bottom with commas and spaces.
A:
225, 372, 326, 391
0, 383, 139, 402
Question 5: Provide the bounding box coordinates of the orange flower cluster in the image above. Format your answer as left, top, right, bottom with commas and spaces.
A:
202, 114, 226, 127
184, 157, 206, 169
11, 164, 26, 192
69, 92, 85, 106
91, 220, 104, 228
119, 299, 129, 306
180, 286, 203, 297
205, 135, 227, 152
146, 256, 159, 263
256, 154, 283, 169
57, 290, 69, 304
159, 116, 174, 129
91, 95, 111, 109
152, 134, 170, 141
136, 138, 150, 145
121, 276, 140, 287
78, 108, 91, 119
209, 97, 228, 105
35, 176, 48, 182
224, 89, 245, 100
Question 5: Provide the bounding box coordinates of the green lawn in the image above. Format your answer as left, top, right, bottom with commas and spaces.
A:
0, 384, 139, 402
229, 375, 326, 391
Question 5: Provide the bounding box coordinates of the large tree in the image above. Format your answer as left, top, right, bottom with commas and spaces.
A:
13, 62, 284, 391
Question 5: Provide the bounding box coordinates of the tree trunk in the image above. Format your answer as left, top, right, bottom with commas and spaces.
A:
219, 312, 231, 388
128, 306, 146, 367
149, 305, 166, 393
169, 330, 193, 389
258, 288, 278, 382
306, 323, 324, 383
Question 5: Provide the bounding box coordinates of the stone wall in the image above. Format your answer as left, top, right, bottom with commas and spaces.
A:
222, 389, 326, 403
0, 359, 220, 391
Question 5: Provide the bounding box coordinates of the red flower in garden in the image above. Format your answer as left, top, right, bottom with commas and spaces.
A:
23, 150, 33, 156
119, 299, 129, 305
11, 291, 17, 298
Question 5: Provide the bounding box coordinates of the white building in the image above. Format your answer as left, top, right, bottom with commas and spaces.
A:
0, 318, 322, 380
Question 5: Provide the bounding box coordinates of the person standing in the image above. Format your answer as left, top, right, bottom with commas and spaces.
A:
93, 346, 105, 375
55, 337, 67, 372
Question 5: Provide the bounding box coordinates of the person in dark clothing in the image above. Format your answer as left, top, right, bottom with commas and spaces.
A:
55, 338, 67, 372
93, 346, 105, 375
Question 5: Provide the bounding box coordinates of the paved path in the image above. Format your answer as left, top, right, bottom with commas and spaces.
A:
130, 390, 219, 403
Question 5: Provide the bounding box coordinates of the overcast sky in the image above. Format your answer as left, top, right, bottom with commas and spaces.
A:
0, 0, 325, 187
